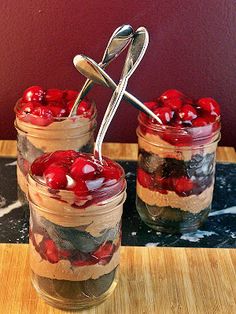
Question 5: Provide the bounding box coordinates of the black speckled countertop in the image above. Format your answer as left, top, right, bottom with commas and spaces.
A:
0, 158, 235, 248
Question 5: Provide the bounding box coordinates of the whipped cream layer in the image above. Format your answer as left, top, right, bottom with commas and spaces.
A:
137, 182, 214, 214
30, 239, 119, 281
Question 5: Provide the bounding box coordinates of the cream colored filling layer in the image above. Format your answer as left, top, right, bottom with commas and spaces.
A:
16, 117, 93, 153
30, 239, 119, 281
138, 132, 217, 161
137, 182, 213, 214
16, 165, 28, 195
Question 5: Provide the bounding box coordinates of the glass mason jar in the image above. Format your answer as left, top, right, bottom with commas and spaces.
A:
14, 101, 97, 205
28, 157, 126, 310
136, 112, 221, 233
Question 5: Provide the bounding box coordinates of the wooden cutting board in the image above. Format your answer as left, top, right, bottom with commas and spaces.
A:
0, 244, 235, 314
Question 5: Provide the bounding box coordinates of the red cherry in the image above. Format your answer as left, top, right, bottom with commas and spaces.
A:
92, 242, 114, 264
171, 117, 183, 127
173, 176, 193, 194
163, 97, 183, 111
75, 99, 92, 117
153, 107, 173, 124
43, 163, 68, 189
45, 89, 63, 103
47, 104, 67, 117
66, 99, 92, 116
42, 239, 59, 263
22, 86, 44, 102
160, 89, 185, 101
197, 97, 220, 116
178, 104, 197, 121
18, 102, 37, 115
64, 90, 78, 101
73, 179, 89, 197
192, 117, 208, 127
101, 164, 121, 181
31, 153, 54, 176
137, 168, 153, 188
52, 150, 79, 164
144, 101, 157, 110
70, 157, 97, 180
30, 106, 54, 126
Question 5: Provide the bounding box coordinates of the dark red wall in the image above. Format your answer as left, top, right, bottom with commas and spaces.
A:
1, 0, 236, 147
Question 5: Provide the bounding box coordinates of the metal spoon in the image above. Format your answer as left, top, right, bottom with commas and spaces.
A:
73, 54, 162, 123
94, 27, 149, 162
69, 24, 133, 117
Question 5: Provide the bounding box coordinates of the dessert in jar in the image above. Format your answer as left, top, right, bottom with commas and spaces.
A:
136, 89, 221, 233
14, 86, 97, 205
28, 150, 126, 310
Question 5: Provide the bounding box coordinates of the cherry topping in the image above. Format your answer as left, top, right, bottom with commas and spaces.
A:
153, 107, 173, 124
192, 117, 208, 127
30, 106, 54, 126
159, 89, 185, 111
70, 157, 97, 180
163, 97, 183, 111
67, 99, 92, 117
31, 151, 77, 176
101, 163, 121, 181
197, 97, 220, 116
76, 99, 92, 117
22, 86, 44, 102
47, 104, 67, 117
160, 89, 185, 100
41, 239, 59, 263
64, 90, 78, 101
18, 102, 36, 115
43, 163, 68, 189
73, 179, 89, 197
178, 104, 197, 121
144, 101, 157, 110
45, 89, 63, 102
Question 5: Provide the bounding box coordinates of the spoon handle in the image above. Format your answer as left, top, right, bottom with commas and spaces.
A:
94, 78, 128, 162
68, 79, 94, 117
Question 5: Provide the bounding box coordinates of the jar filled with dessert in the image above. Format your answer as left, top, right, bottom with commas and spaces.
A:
28, 150, 126, 310
136, 89, 221, 233
14, 86, 97, 205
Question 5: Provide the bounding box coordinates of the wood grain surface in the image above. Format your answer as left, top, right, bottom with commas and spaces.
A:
1, 140, 236, 162
0, 244, 235, 314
